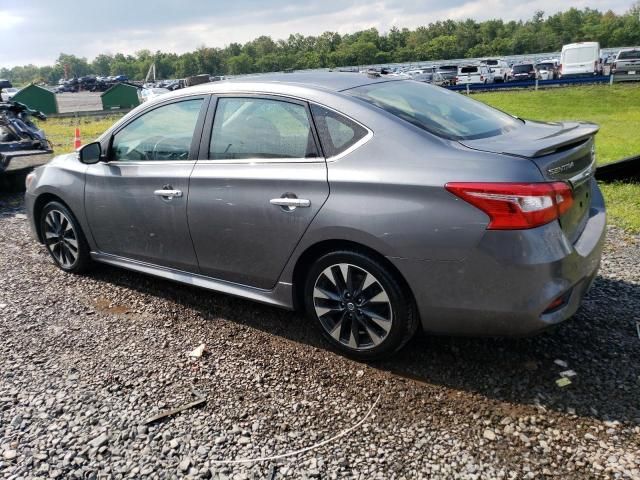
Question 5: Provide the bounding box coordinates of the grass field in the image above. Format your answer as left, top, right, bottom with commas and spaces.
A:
41, 83, 640, 233
477, 84, 640, 234
43, 115, 122, 154
475, 84, 640, 165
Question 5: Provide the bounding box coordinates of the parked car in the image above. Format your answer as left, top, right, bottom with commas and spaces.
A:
139, 87, 170, 103
510, 63, 537, 82
612, 48, 640, 76
435, 65, 459, 84
25, 72, 605, 360
480, 59, 510, 82
1, 87, 19, 101
535, 61, 559, 80
0, 100, 52, 175
405, 68, 435, 83
559, 42, 602, 77
455, 64, 493, 85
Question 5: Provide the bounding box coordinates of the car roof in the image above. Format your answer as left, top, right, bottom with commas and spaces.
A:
185, 72, 398, 95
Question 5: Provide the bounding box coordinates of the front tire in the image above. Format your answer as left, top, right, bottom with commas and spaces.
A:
40, 201, 91, 273
303, 250, 418, 360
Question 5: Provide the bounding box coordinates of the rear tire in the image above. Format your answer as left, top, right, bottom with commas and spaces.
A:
40, 201, 91, 273
303, 250, 418, 361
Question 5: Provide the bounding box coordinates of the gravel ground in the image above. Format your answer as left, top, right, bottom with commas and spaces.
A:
1, 191, 639, 479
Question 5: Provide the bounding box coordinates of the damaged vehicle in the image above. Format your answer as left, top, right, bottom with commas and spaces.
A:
0, 100, 53, 180
24, 72, 605, 360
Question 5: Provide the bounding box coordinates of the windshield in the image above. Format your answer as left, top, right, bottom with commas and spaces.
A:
347, 80, 521, 140
513, 64, 533, 73
618, 50, 640, 60
483, 60, 498, 66
536, 63, 553, 70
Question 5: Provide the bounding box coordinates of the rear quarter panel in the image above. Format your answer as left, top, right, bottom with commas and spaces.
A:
279, 100, 547, 281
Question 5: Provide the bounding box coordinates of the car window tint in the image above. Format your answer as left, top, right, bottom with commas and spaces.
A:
210, 98, 318, 160
618, 50, 640, 60
111, 99, 203, 161
348, 80, 521, 141
311, 105, 368, 158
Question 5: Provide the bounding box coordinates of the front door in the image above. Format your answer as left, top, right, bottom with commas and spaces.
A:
85, 97, 208, 272
188, 96, 329, 289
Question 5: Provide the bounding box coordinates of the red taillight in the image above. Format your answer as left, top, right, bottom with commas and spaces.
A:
445, 182, 574, 230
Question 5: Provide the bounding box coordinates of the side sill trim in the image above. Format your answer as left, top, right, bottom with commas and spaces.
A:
90, 252, 294, 310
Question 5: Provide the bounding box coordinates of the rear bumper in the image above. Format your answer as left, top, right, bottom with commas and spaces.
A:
1, 151, 53, 174
389, 180, 606, 336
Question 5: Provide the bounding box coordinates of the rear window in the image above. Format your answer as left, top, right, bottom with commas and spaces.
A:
460, 66, 478, 74
347, 80, 521, 141
618, 50, 640, 60
513, 64, 533, 73
438, 65, 457, 72
564, 47, 596, 64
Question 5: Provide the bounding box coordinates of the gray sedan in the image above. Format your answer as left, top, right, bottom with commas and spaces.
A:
25, 72, 606, 360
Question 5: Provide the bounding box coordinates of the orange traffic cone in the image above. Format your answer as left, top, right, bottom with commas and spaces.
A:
74, 127, 82, 149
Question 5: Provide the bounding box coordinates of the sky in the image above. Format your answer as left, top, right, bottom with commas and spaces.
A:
0, 0, 633, 67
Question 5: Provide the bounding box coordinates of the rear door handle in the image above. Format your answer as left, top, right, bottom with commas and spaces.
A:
154, 189, 183, 199
270, 197, 311, 209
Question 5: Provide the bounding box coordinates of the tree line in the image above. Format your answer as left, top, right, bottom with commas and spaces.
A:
2, 5, 640, 85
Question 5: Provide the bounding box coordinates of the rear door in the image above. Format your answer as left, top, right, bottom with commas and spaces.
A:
187, 95, 329, 289
85, 96, 209, 271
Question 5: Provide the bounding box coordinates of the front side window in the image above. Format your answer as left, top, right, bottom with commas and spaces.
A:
111, 99, 203, 161
347, 80, 521, 140
311, 104, 368, 158
209, 98, 318, 160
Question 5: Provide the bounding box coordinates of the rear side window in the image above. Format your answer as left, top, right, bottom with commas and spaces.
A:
210, 97, 318, 160
311, 105, 368, 158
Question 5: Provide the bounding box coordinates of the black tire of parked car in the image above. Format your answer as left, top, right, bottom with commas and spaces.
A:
303, 250, 418, 361
40, 201, 92, 274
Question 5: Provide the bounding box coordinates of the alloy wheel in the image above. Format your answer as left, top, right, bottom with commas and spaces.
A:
44, 209, 79, 269
313, 263, 393, 350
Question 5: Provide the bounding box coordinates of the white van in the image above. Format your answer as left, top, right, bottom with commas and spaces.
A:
560, 42, 602, 77
455, 64, 493, 85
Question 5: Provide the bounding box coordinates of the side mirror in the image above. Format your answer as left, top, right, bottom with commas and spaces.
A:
78, 141, 102, 164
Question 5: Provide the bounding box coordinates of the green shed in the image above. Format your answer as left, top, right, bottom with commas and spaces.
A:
11, 84, 58, 114
101, 84, 139, 110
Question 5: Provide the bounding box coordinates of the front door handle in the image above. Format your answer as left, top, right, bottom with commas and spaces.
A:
270, 197, 311, 211
154, 189, 183, 199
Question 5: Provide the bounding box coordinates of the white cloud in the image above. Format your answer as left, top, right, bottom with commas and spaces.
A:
0, 0, 632, 66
